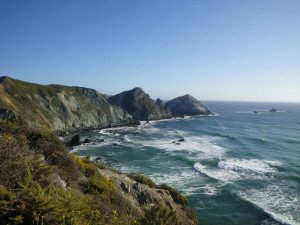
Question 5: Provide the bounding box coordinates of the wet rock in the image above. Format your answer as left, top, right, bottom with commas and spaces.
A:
84, 138, 92, 143
70, 134, 81, 146
178, 138, 185, 142
270, 108, 277, 112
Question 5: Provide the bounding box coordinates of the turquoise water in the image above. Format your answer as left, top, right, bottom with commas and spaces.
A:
71, 102, 300, 225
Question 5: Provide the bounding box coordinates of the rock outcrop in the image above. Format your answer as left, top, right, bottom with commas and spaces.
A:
155, 98, 170, 111
98, 169, 196, 224
107, 87, 172, 120
0, 109, 18, 121
166, 94, 212, 116
0, 76, 137, 133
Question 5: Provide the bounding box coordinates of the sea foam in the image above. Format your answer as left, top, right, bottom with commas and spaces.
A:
238, 184, 300, 225
194, 163, 240, 182
217, 158, 278, 175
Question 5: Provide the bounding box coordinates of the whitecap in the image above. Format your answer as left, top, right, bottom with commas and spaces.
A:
69, 140, 113, 153
193, 163, 240, 182
120, 135, 132, 144
217, 158, 277, 175
183, 185, 221, 196
148, 169, 197, 186
193, 163, 206, 174
238, 184, 300, 225
141, 136, 227, 158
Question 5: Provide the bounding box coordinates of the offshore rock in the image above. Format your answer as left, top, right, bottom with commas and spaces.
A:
70, 134, 81, 146
107, 87, 172, 120
166, 94, 212, 116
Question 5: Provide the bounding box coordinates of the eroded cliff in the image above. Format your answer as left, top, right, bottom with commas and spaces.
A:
0, 76, 137, 133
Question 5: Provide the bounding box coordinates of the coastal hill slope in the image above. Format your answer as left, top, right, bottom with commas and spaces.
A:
0, 76, 137, 133
107, 87, 172, 120
0, 119, 198, 224
166, 94, 212, 116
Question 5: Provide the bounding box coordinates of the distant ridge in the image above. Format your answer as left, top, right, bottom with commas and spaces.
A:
0, 76, 212, 133
0, 76, 136, 133
107, 87, 172, 120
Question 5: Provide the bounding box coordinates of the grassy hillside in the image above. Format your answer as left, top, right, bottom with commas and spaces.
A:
0, 76, 135, 133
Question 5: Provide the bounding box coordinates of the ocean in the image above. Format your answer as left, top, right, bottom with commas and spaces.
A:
70, 101, 300, 225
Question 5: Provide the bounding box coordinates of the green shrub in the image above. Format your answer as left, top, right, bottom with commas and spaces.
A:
85, 173, 115, 196
131, 174, 157, 188
160, 183, 188, 206
0, 185, 15, 201
138, 204, 181, 225
96, 162, 107, 169
159, 184, 198, 224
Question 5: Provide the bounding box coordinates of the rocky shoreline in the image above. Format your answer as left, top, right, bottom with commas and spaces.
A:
0, 76, 212, 224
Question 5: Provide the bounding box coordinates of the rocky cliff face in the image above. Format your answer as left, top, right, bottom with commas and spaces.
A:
107, 87, 172, 120
0, 76, 137, 133
166, 94, 212, 116
98, 169, 197, 224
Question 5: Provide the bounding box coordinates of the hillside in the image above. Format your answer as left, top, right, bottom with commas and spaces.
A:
0, 76, 137, 134
107, 87, 172, 120
0, 119, 198, 224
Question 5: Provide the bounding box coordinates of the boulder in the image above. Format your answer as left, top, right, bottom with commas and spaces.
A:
84, 138, 92, 143
270, 108, 277, 112
70, 134, 81, 146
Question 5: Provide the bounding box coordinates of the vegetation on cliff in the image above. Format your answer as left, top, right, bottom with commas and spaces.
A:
0, 76, 136, 133
0, 119, 198, 225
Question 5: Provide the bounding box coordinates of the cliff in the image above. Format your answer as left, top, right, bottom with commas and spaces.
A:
107, 87, 172, 120
0, 76, 137, 134
166, 94, 212, 116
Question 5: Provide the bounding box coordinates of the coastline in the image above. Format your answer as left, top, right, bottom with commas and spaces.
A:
67, 113, 295, 225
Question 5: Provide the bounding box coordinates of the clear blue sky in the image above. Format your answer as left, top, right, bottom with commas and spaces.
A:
0, 0, 299, 102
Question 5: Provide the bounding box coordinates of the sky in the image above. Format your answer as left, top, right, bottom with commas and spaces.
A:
0, 0, 299, 102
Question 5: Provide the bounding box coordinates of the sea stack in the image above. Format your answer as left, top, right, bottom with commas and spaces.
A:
165, 94, 212, 116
